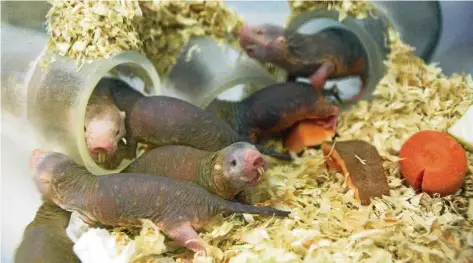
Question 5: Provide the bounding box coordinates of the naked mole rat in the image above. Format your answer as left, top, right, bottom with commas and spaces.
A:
239, 23, 367, 102
14, 199, 79, 263
30, 149, 291, 256
124, 142, 268, 200
85, 78, 126, 166
205, 81, 340, 144
105, 78, 292, 161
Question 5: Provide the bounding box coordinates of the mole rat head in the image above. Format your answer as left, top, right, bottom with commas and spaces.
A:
239, 23, 287, 63
85, 105, 126, 164
218, 142, 268, 190
29, 149, 75, 202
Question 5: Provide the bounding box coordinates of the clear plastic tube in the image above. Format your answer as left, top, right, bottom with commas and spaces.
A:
286, 9, 391, 111
159, 10, 392, 111
1, 24, 49, 118
25, 51, 161, 175
1, 24, 161, 175
160, 36, 284, 108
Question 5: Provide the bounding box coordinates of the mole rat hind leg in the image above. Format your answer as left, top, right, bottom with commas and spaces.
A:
309, 62, 336, 94
161, 221, 208, 257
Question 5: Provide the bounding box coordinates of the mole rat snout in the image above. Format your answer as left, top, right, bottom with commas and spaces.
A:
243, 150, 266, 170
238, 149, 267, 187
30, 149, 55, 198
239, 23, 250, 45
239, 23, 261, 56
29, 148, 48, 170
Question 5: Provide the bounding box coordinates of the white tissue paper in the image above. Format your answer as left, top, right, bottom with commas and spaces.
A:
73, 228, 135, 263
66, 212, 91, 243
66, 212, 135, 263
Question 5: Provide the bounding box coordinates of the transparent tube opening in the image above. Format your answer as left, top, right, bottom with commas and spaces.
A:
26, 51, 160, 175
161, 36, 284, 108
286, 9, 390, 110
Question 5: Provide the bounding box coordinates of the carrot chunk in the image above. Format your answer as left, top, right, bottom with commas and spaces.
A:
399, 130, 467, 197
322, 140, 390, 205
284, 120, 336, 154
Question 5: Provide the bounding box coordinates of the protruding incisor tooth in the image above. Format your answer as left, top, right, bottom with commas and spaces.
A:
98, 152, 106, 164
257, 167, 265, 175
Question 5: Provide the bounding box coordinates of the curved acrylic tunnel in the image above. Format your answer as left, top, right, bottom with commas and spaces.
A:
1, 23, 161, 176
160, 36, 284, 108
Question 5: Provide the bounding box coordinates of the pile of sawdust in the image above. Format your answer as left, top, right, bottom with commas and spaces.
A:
42, 0, 143, 69
136, 1, 243, 76
48, 1, 472, 262
43, 0, 243, 76
286, 0, 377, 24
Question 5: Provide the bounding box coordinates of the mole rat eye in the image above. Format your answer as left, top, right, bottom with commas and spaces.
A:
256, 29, 263, 35
115, 129, 120, 136
230, 159, 237, 167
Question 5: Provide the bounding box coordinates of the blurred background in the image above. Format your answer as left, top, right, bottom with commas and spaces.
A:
1, 1, 473, 262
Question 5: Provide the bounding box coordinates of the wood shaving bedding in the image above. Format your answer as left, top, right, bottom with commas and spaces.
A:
42, 0, 243, 76
46, 1, 473, 262
42, 0, 143, 69
124, 3, 473, 263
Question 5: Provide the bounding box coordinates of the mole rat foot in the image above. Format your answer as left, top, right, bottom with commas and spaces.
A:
323, 84, 343, 104
165, 222, 208, 257
309, 62, 335, 92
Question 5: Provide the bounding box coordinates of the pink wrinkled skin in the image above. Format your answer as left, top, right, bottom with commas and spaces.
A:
241, 148, 267, 187
84, 109, 126, 162
29, 148, 53, 199
239, 23, 286, 63
29, 148, 48, 170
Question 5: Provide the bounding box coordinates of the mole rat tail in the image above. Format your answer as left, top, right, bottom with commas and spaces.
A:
255, 145, 292, 161
221, 200, 291, 217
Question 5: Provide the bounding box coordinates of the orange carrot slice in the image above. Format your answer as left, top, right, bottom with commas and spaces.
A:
284, 120, 336, 154
322, 140, 390, 205
399, 130, 467, 197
